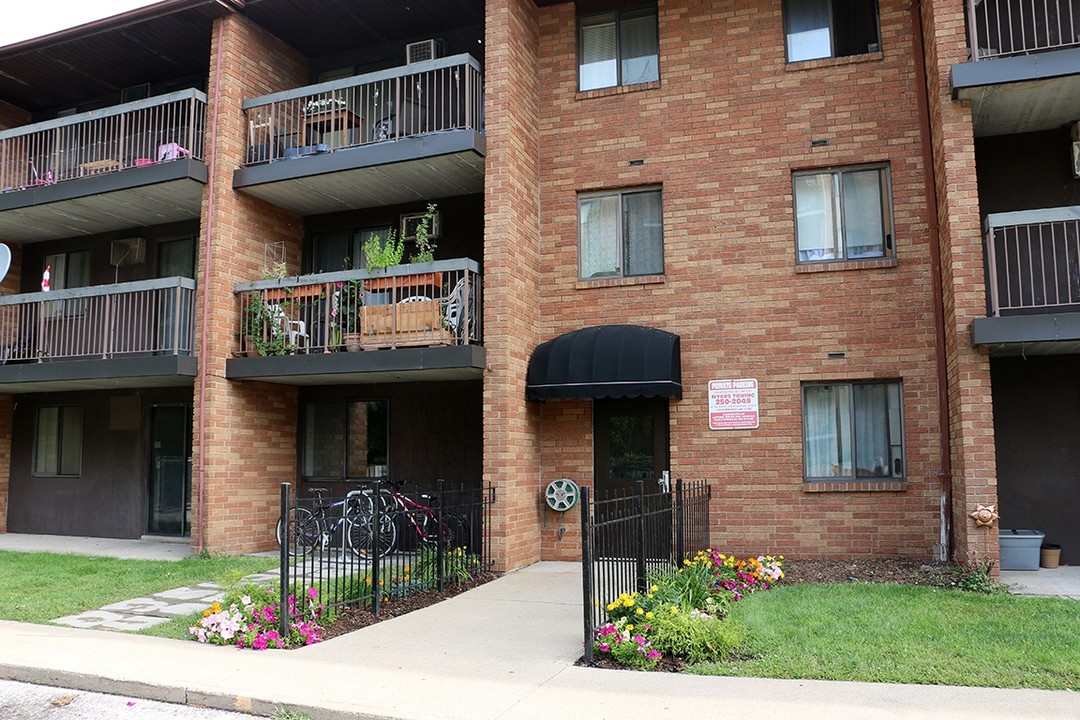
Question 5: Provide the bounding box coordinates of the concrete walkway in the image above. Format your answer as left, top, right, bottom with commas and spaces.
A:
1, 535, 1078, 719
1001, 566, 1080, 600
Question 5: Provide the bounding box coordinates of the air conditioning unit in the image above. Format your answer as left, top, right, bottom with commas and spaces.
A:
1072, 122, 1080, 179
406, 39, 445, 65
400, 210, 442, 241
109, 237, 146, 267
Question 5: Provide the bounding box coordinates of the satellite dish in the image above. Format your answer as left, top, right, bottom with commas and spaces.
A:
0, 244, 10, 286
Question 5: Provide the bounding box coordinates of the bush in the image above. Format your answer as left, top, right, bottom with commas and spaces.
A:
647, 607, 747, 664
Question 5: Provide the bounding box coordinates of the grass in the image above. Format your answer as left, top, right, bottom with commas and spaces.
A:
0, 551, 275, 624
692, 583, 1080, 690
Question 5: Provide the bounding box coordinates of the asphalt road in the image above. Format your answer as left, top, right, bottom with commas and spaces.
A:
0, 679, 267, 720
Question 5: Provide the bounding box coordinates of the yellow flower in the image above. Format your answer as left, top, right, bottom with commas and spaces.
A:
635, 608, 644, 616
650, 584, 658, 592
670, 606, 678, 614
623, 598, 635, 608
404, 565, 411, 573
645, 612, 654, 619
626, 624, 634, 631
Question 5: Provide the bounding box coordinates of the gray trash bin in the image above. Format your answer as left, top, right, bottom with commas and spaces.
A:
999, 529, 1045, 571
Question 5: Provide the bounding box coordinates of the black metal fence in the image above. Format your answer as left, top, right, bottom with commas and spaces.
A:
581, 478, 711, 663
275, 479, 494, 636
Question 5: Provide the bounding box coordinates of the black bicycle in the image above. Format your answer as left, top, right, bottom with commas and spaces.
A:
275, 487, 369, 557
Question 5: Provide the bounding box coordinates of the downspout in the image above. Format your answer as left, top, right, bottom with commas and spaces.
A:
196, 15, 228, 555
911, 0, 954, 562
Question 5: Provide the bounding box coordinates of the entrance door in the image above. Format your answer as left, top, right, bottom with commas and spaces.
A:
148, 404, 192, 536
594, 398, 672, 561
594, 398, 670, 497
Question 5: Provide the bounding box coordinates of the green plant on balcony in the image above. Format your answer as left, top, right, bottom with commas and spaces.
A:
408, 203, 439, 264
240, 297, 296, 356
363, 229, 405, 271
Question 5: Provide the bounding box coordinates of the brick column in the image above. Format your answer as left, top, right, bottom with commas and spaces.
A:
194, 15, 308, 554
483, 0, 544, 571
921, 0, 999, 565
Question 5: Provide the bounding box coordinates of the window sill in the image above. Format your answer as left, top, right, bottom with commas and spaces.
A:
785, 51, 884, 72
576, 274, 665, 290
576, 80, 661, 101
803, 480, 906, 493
795, 257, 897, 274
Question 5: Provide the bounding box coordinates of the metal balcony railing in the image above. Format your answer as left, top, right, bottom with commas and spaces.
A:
0, 277, 196, 363
985, 207, 1080, 315
234, 259, 481, 356
967, 0, 1080, 60
0, 89, 207, 192
241, 55, 483, 165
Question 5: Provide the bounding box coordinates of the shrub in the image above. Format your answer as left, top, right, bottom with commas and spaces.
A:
647, 607, 747, 664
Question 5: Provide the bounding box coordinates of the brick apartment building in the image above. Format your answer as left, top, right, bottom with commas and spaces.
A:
0, 0, 1075, 570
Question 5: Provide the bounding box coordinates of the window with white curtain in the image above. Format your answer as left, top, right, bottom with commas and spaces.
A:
784, 0, 881, 62
579, 6, 659, 91
33, 405, 83, 476
579, 187, 663, 279
794, 165, 892, 263
802, 381, 904, 481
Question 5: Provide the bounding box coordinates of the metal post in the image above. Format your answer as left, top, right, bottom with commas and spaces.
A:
278, 482, 290, 639
636, 479, 647, 593
372, 479, 381, 616
675, 477, 685, 564
437, 478, 445, 592
581, 486, 594, 665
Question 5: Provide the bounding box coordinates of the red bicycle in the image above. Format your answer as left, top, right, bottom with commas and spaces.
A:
349, 480, 469, 559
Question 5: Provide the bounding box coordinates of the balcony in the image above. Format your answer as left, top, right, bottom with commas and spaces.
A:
0, 277, 197, 393
973, 206, 1080, 354
0, 89, 208, 242
232, 55, 485, 215
226, 259, 484, 385
954, 1, 1080, 136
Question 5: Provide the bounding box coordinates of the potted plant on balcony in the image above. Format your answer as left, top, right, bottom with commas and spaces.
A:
331, 279, 364, 351
408, 203, 439, 264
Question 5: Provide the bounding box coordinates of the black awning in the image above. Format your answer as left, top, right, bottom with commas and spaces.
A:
526, 324, 682, 402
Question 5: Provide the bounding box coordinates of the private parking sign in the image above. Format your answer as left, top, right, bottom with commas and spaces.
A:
708, 378, 759, 430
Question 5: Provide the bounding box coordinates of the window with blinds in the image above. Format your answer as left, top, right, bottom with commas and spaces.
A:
578, 5, 659, 91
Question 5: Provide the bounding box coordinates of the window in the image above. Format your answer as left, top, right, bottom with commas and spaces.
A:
44, 250, 91, 316
301, 400, 389, 479
784, 0, 880, 62
802, 381, 903, 480
579, 5, 659, 91
310, 227, 392, 273
34, 406, 83, 476
579, 188, 663, 279
794, 165, 892, 263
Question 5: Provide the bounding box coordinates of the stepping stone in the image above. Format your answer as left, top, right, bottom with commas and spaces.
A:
53, 610, 169, 630
100, 598, 170, 614
156, 602, 214, 617
154, 586, 223, 601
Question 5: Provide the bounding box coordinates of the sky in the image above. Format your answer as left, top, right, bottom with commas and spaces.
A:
0, 0, 160, 47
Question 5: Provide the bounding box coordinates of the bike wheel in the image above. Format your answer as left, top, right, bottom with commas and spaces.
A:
347, 510, 397, 559
438, 512, 469, 550
276, 506, 321, 557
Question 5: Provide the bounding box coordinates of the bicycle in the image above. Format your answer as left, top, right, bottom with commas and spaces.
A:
349, 479, 469, 559
276, 487, 369, 558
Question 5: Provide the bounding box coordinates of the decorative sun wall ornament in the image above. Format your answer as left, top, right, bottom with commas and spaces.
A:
969, 504, 999, 528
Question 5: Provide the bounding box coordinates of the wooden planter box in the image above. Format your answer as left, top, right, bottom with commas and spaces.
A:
360, 299, 452, 350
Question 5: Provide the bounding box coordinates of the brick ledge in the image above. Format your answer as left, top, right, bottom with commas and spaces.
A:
576, 274, 666, 290
803, 480, 906, 493
796, 257, 898, 274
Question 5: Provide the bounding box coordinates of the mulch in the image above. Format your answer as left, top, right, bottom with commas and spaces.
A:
319, 573, 498, 641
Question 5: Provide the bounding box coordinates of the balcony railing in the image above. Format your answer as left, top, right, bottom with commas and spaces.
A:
234, 259, 481, 356
967, 0, 1080, 60
0, 89, 207, 192
0, 278, 196, 363
985, 207, 1080, 315
241, 55, 483, 165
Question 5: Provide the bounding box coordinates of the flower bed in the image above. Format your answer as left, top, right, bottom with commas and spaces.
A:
593, 549, 783, 670
189, 584, 328, 650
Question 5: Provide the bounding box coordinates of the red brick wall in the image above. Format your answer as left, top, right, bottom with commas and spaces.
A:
194, 15, 308, 554
483, 0, 545, 571
532, 0, 945, 560
921, 0, 999, 564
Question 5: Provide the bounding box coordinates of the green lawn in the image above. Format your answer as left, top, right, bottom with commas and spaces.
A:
692, 583, 1080, 690
0, 551, 275, 624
